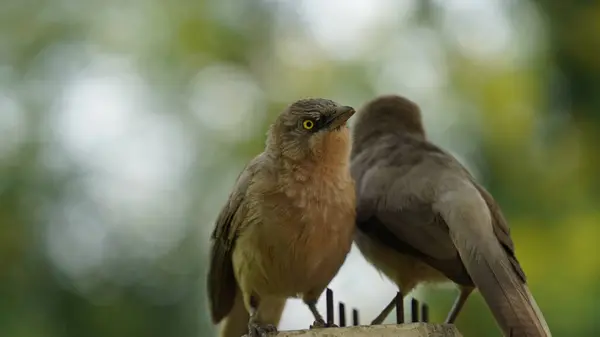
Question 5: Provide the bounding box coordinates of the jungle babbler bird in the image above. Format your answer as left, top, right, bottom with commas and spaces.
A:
207, 98, 356, 337
350, 95, 552, 337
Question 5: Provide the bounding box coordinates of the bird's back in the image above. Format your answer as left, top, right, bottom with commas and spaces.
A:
351, 133, 475, 287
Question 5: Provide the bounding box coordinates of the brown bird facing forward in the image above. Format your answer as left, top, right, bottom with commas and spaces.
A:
207, 98, 356, 337
350, 95, 552, 337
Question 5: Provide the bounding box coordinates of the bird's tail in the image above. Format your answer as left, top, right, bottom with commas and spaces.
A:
465, 248, 551, 337
218, 289, 249, 337
218, 289, 287, 337
440, 191, 552, 337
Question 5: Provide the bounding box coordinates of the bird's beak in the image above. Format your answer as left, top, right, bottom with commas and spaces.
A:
326, 106, 355, 130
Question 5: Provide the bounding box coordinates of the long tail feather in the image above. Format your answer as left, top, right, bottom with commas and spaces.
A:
439, 190, 552, 337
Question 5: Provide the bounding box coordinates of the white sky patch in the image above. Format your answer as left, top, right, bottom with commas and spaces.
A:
436, 0, 514, 65
55, 56, 140, 157
370, 26, 448, 96
298, 0, 417, 60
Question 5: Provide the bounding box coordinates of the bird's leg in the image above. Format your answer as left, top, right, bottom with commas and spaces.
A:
372, 284, 415, 325
306, 301, 338, 329
243, 298, 278, 337
445, 286, 474, 324
371, 296, 397, 325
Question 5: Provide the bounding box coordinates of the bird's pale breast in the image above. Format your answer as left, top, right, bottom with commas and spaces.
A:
233, 162, 356, 298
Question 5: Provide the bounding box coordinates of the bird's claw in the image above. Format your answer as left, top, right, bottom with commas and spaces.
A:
243, 322, 277, 337
309, 319, 338, 329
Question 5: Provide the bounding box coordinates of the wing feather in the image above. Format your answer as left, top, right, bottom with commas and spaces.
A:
207, 154, 264, 323
353, 138, 525, 286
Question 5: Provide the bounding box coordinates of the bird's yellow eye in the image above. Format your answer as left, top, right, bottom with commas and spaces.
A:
302, 119, 314, 130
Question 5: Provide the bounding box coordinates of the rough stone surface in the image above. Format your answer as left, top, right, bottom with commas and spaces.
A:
275, 323, 462, 337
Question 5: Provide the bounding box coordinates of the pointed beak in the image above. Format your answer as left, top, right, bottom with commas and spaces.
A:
325, 106, 355, 130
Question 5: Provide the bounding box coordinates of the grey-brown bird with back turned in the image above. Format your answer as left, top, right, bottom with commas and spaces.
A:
350, 95, 552, 337
208, 98, 356, 337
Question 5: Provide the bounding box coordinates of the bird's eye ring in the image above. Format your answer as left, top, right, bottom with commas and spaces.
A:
302, 119, 314, 130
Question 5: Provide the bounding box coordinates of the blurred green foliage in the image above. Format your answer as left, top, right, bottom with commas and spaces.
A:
0, 0, 598, 336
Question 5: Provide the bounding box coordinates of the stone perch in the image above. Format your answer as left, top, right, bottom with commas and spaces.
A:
273, 323, 462, 337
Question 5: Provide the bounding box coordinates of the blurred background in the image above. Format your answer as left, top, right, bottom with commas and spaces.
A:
1, 0, 598, 336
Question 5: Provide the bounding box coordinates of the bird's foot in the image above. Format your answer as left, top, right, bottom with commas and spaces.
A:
243, 323, 277, 337
309, 319, 338, 329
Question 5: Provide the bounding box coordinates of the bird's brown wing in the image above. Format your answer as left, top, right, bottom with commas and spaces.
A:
430, 163, 549, 336
474, 184, 526, 282
354, 140, 525, 285
355, 163, 473, 285
355, 145, 550, 336
439, 149, 526, 282
207, 154, 264, 323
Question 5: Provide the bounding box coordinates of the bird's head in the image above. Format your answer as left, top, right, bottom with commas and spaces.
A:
351, 95, 425, 153
267, 98, 355, 162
